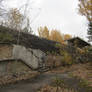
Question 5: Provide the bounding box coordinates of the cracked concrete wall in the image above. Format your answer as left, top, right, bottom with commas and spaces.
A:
12, 45, 46, 69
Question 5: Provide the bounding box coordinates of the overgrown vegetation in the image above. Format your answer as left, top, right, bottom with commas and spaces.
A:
51, 77, 65, 92
46, 41, 92, 70
55, 43, 75, 66
0, 32, 14, 42
37, 77, 78, 92
0, 25, 60, 53
38, 85, 78, 92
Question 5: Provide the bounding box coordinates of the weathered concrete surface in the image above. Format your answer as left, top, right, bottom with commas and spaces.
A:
12, 45, 46, 69
0, 60, 31, 76
0, 44, 46, 71
0, 44, 13, 60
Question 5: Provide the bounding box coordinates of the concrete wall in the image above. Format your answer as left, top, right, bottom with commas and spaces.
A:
0, 44, 13, 60
0, 44, 46, 70
0, 60, 31, 76
0, 61, 8, 75
12, 45, 46, 69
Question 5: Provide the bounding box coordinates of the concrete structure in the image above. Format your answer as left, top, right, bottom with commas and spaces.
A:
0, 59, 31, 76
0, 43, 13, 60
12, 45, 46, 69
65, 37, 91, 48
0, 43, 46, 73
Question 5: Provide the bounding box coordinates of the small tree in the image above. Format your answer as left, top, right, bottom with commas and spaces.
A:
7, 8, 24, 30
50, 30, 64, 44
38, 26, 49, 39
0, 0, 33, 33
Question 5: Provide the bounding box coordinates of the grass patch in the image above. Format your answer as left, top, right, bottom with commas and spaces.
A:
79, 79, 92, 92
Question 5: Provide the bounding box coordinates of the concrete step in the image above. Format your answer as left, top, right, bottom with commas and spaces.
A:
38, 67, 50, 72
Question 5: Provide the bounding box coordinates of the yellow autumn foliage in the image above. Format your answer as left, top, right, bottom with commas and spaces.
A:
78, 0, 92, 22
38, 26, 72, 44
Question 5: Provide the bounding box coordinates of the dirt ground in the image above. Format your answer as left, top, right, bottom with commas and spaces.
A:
0, 73, 90, 92
48, 62, 92, 87
0, 63, 92, 92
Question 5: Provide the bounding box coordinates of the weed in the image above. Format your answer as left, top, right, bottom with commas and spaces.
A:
51, 77, 65, 92
79, 79, 90, 87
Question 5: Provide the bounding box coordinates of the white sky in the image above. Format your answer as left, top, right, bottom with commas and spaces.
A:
5, 0, 88, 41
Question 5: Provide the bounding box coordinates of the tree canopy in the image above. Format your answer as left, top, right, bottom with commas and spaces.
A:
78, 0, 92, 22
38, 26, 72, 44
78, 0, 92, 42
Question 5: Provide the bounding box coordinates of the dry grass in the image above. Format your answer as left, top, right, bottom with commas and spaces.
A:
46, 55, 62, 69
0, 71, 39, 86
37, 85, 77, 92
47, 62, 92, 87
71, 63, 92, 87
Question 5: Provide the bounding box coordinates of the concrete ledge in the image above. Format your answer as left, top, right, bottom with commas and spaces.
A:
0, 59, 17, 62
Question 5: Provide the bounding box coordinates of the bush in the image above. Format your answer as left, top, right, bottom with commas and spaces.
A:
52, 77, 65, 92
61, 51, 73, 66
77, 46, 92, 63
87, 46, 92, 53
55, 43, 74, 66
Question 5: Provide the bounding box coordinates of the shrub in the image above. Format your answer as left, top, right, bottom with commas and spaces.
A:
77, 46, 92, 63
55, 43, 74, 66
52, 77, 65, 92
61, 51, 73, 66
87, 46, 92, 53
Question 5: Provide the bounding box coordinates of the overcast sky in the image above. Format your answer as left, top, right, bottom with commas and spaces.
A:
5, 0, 88, 41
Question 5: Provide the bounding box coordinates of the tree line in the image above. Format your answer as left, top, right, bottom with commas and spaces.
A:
0, 0, 91, 43
38, 26, 72, 44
